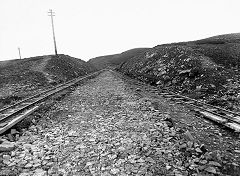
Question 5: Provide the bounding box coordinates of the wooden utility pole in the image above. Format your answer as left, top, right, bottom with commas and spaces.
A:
48, 9, 58, 55
18, 47, 22, 59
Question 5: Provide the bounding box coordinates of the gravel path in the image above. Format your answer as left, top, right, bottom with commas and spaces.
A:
0, 71, 238, 175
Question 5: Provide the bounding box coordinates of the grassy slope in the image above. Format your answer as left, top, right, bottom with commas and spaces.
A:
0, 56, 49, 93
88, 48, 149, 70
0, 54, 93, 88
185, 33, 240, 68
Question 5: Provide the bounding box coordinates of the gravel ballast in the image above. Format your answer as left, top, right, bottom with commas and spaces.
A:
0, 71, 239, 175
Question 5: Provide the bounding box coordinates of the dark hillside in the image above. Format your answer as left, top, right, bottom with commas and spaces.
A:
88, 48, 149, 70
0, 54, 94, 108
118, 33, 240, 111
88, 55, 115, 70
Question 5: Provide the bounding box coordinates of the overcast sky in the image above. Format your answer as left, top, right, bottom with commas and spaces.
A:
0, 0, 239, 61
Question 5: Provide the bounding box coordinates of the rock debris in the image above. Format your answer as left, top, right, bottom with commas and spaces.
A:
0, 71, 238, 175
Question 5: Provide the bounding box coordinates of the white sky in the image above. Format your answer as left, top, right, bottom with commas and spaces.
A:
0, 0, 239, 61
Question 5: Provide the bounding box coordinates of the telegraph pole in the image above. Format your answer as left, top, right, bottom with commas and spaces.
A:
18, 47, 22, 59
48, 9, 58, 55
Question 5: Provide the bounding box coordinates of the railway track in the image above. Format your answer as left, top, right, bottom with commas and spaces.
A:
113, 70, 240, 133
0, 70, 104, 135
157, 91, 240, 132
2, 69, 239, 135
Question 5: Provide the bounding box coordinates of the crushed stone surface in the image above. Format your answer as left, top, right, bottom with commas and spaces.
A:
0, 71, 239, 175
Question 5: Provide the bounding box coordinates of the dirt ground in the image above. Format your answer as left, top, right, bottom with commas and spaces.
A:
0, 71, 240, 176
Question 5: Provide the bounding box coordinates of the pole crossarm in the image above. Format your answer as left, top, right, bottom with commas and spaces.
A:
48, 9, 58, 56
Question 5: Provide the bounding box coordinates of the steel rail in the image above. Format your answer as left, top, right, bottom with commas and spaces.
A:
0, 69, 105, 134
113, 70, 240, 132
0, 73, 90, 113
165, 90, 240, 117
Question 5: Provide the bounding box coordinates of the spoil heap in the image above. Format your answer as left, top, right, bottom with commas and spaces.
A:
118, 33, 240, 111
0, 54, 94, 108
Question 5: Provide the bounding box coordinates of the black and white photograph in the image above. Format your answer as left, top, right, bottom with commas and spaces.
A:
0, 0, 240, 175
